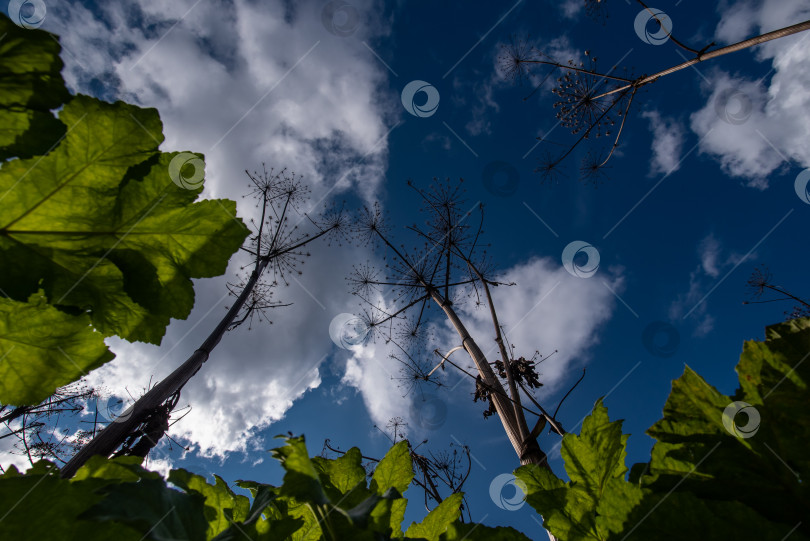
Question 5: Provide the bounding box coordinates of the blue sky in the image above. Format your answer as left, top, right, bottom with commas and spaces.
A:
2, 0, 810, 537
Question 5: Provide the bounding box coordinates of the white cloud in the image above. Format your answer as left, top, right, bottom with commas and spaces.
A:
699, 234, 722, 277
457, 257, 623, 395
560, 0, 583, 19
690, 0, 810, 188
668, 268, 716, 336
341, 339, 412, 430
143, 456, 174, 478
16, 0, 394, 461
714, 1, 758, 43
461, 74, 500, 137
670, 233, 754, 336
0, 434, 35, 473
641, 110, 685, 176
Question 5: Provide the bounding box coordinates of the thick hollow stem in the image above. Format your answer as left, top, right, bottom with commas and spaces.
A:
591, 18, 810, 102
471, 266, 530, 447
60, 259, 269, 478
425, 288, 541, 463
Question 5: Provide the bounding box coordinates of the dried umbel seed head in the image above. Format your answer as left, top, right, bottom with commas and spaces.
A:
551, 56, 625, 139
498, 35, 539, 84
579, 148, 612, 185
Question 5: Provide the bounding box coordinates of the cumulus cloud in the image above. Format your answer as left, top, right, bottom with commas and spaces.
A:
341, 339, 412, 430
690, 0, 810, 189
10, 0, 394, 460
0, 434, 38, 473
459, 73, 500, 137
641, 110, 685, 176
458, 257, 623, 394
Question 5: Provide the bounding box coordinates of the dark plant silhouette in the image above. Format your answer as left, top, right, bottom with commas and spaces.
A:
500, 9, 810, 183
0, 382, 96, 469
745, 266, 810, 320
345, 179, 581, 473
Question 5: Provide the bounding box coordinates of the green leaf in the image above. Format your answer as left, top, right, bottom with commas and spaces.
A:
638, 318, 810, 538
441, 520, 532, 541
212, 485, 304, 541
312, 446, 367, 496
271, 435, 330, 506
72, 455, 158, 483
366, 489, 406, 538
0, 291, 114, 404
0, 95, 248, 345
404, 492, 463, 541
169, 469, 250, 537
371, 440, 414, 496
562, 398, 630, 504
0, 460, 140, 540
284, 497, 323, 541
369, 440, 413, 537
515, 400, 642, 541
0, 14, 69, 160
620, 490, 808, 541
83, 477, 208, 541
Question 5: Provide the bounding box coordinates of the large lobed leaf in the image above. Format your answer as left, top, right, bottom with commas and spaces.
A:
404, 492, 463, 541
169, 469, 250, 538
0, 438, 532, 540
633, 317, 810, 539
0, 96, 248, 346
0, 16, 248, 405
0, 14, 68, 160
0, 291, 114, 404
515, 399, 642, 541
517, 318, 810, 541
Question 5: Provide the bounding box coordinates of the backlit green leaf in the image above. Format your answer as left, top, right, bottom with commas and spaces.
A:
404, 492, 463, 541
0, 15, 68, 160
0, 291, 114, 404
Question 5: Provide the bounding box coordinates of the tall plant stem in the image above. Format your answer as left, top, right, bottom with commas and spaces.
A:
592, 19, 810, 101
60, 260, 268, 478
61, 225, 334, 478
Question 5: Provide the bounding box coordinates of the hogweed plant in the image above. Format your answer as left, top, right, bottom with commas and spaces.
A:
500, 8, 810, 183
744, 265, 810, 320
346, 178, 578, 470
324, 418, 474, 518
60, 167, 347, 478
